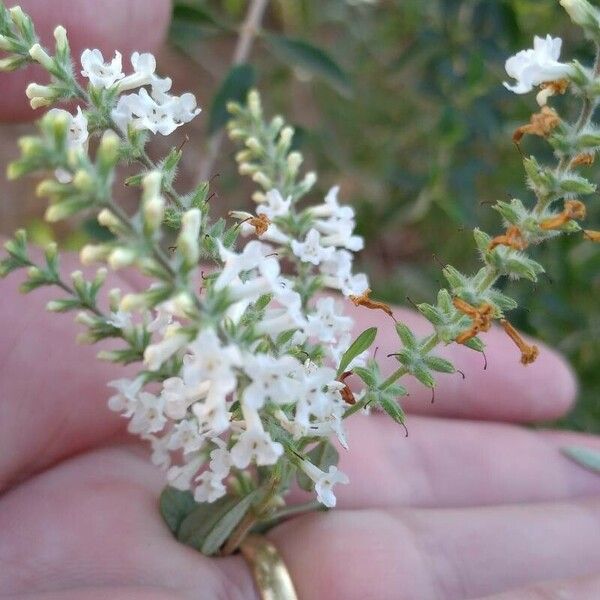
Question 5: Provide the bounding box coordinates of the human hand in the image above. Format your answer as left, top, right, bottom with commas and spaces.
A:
1, 3, 599, 598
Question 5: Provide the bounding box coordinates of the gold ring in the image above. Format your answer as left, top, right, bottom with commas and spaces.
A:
240, 534, 299, 600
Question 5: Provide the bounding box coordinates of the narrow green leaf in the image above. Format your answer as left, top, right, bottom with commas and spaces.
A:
172, 4, 222, 29
209, 64, 256, 135
178, 490, 258, 555
264, 33, 352, 97
378, 395, 407, 431
424, 355, 455, 374
353, 366, 377, 389
159, 486, 198, 535
561, 446, 600, 475
336, 327, 377, 376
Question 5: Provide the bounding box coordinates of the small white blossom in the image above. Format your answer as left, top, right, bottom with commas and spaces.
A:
167, 419, 205, 454
143, 328, 189, 371
504, 35, 572, 95
47, 107, 89, 183
257, 189, 292, 219
128, 392, 166, 435
291, 228, 336, 265
215, 240, 273, 291
161, 377, 211, 420
305, 297, 354, 344
112, 88, 200, 136
300, 461, 349, 508
320, 249, 369, 297
194, 470, 227, 503
107, 376, 143, 415
167, 456, 203, 491
242, 354, 303, 409
106, 310, 132, 329
209, 444, 232, 477
230, 404, 283, 469
183, 329, 241, 393
80, 49, 124, 88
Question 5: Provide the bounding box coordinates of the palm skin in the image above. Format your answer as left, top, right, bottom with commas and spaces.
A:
0, 3, 599, 598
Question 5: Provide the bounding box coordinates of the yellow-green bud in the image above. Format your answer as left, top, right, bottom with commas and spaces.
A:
80, 244, 110, 265
28, 43, 54, 70
73, 169, 94, 192
108, 247, 137, 270
252, 171, 273, 189
177, 208, 201, 266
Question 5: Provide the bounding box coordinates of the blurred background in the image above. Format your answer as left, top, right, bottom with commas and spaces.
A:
0, 0, 598, 431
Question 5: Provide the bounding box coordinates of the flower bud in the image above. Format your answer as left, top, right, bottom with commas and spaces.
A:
53, 25, 69, 55
80, 244, 110, 265
108, 247, 137, 270
177, 208, 201, 266
252, 171, 272, 189
28, 43, 54, 70
560, 0, 600, 36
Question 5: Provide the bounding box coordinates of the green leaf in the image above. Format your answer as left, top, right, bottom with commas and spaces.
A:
159, 486, 198, 535
561, 446, 600, 475
395, 322, 417, 348
172, 4, 221, 29
209, 64, 256, 135
177, 490, 258, 555
424, 355, 455, 374
297, 440, 339, 492
336, 327, 377, 376
263, 33, 352, 97
378, 394, 407, 431
353, 366, 377, 389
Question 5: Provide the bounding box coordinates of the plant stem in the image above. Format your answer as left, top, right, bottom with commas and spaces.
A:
198, 0, 270, 183
221, 469, 281, 556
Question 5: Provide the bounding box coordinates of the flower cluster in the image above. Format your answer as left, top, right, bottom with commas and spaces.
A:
1, 0, 599, 556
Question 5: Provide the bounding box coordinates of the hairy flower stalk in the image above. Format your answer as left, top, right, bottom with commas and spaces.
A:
0, 1, 598, 556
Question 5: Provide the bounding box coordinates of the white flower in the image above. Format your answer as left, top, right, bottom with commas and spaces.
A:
161, 377, 211, 420
143, 328, 189, 371
167, 456, 203, 491
106, 310, 131, 329
117, 51, 171, 94
504, 35, 572, 95
230, 403, 283, 469
295, 365, 346, 427
147, 306, 173, 334
80, 49, 124, 88
300, 462, 349, 508
194, 470, 227, 503
242, 354, 303, 409
128, 392, 166, 435
112, 88, 200, 136
192, 398, 231, 437
107, 376, 143, 415
183, 329, 241, 393
167, 419, 205, 454
214, 240, 273, 291
291, 228, 335, 265
47, 107, 89, 183
209, 444, 232, 477
320, 249, 369, 297
145, 433, 171, 470
305, 297, 353, 344
256, 189, 292, 219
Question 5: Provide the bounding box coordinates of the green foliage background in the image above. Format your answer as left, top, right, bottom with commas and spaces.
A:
172, 0, 599, 431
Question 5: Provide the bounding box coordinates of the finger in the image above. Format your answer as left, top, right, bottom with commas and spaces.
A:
288, 416, 600, 508
479, 573, 600, 599
351, 304, 577, 423
0, 0, 172, 121
269, 498, 600, 600
0, 258, 134, 492
0, 444, 247, 599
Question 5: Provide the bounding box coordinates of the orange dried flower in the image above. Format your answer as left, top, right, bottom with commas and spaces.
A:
513, 106, 560, 143
583, 229, 600, 242
500, 319, 539, 365
453, 298, 494, 344
571, 153, 595, 167
540, 199, 587, 230
337, 371, 356, 405
488, 225, 528, 252
350, 288, 395, 320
